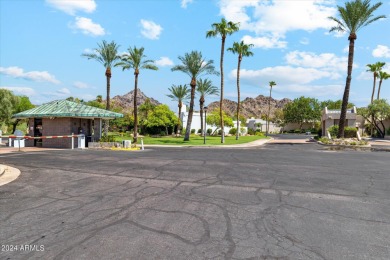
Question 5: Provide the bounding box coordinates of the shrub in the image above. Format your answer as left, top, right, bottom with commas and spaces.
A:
229, 128, 237, 135
319, 137, 331, 144
191, 129, 196, 134
255, 131, 264, 136
160, 131, 166, 136
386, 127, 390, 135
197, 129, 202, 134
207, 128, 212, 135
294, 129, 301, 134
217, 129, 222, 135
328, 125, 338, 137
247, 128, 255, 135
344, 127, 357, 138
100, 135, 116, 142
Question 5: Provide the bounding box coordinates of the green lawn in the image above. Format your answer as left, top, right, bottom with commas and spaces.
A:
112, 133, 267, 146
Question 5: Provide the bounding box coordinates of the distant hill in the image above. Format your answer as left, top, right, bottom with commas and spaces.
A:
207, 95, 291, 118
111, 90, 161, 109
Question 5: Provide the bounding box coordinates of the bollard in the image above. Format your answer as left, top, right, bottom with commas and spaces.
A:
9, 138, 12, 147
0, 130, 2, 144
141, 138, 144, 150
71, 133, 74, 150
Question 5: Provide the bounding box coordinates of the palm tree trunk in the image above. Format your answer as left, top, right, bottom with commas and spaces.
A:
133, 72, 139, 143
377, 79, 383, 99
236, 55, 241, 140
104, 68, 111, 136
371, 74, 377, 103
220, 36, 226, 143
184, 78, 196, 141
177, 102, 182, 135
338, 34, 356, 138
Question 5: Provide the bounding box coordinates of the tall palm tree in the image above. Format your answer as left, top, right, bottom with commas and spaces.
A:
377, 71, 390, 99
82, 40, 120, 136
227, 41, 254, 140
267, 81, 277, 136
206, 18, 240, 143
367, 62, 385, 103
171, 51, 219, 141
116, 46, 158, 143
82, 40, 120, 111
328, 0, 385, 138
167, 84, 190, 135
196, 79, 219, 136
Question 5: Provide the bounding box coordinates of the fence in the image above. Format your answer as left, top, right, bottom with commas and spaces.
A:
0, 134, 85, 149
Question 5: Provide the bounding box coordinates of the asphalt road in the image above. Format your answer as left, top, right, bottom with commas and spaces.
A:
0, 142, 389, 259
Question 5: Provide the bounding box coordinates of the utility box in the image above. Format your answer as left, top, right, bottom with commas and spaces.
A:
122, 140, 131, 148
78, 134, 85, 148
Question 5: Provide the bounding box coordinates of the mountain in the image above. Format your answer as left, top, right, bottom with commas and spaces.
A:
111, 90, 160, 109
207, 95, 291, 118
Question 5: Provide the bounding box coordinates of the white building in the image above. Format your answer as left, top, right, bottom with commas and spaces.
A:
180, 105, 246, 135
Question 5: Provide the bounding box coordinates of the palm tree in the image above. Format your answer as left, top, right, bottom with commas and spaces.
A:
227, 41, 254, 140
377, 70, 390, 99
206, 18, 240, 143
196, 79, 219, 136
116, 46, 158, 143
328, 0, 385, 138
82, 40, 120, 136
171, 51, 219, 141
367, 62, 385, 103
267, 81, 277, 136
167, 84, 190, 135
82, 40, 120, 111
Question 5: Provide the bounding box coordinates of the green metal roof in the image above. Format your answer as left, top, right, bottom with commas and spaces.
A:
12, 100, 123, 119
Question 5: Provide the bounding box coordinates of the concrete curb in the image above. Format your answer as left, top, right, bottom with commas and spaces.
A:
0, 164, 21, 186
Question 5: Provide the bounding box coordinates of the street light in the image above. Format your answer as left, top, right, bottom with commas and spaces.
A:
204, 106, 208, 144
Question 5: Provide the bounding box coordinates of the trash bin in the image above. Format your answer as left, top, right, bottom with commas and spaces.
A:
78, 134, 85, 148
122, 140, 131, 148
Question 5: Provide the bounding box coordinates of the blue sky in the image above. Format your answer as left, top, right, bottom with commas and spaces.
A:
1, 0, 390, 112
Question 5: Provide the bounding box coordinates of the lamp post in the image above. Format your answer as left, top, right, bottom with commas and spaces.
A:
204, 106, 208, 144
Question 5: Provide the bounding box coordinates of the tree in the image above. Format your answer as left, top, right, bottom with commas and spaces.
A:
358, 99, 390, 137
328, 0, 386, 138
377, 71, 390, 99
167, 84, 190, 135
171, 51, 219, 141
206, 18, 240, 143
0, 89, 19, 130
196, 78, 219, 136
227, 40, 254, 140
366, 62, 385, 103
145, 105, 177, 135
82, 40, 120, 111
82, 40, 121, 136
266, 81, 277, 136
283, 97, 321, 129
116, 46, 158, 143
320, 100, 355, 110
206, 109, 234, 134
139, 98, 156, 134
11, 96, 35, 133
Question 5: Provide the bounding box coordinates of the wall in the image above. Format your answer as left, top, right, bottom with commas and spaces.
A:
42, 118, 72, 148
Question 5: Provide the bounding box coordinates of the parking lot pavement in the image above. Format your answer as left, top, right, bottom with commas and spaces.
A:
0, 144, 389, 259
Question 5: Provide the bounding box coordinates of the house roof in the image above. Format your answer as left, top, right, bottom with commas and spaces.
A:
12, 100, 124, 119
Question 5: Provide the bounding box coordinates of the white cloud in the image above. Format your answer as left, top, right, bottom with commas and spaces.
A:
70, 17, 105, 36
232, 66, 333, 86
241, 35, 287, 49
181, 0, 193, 8
155, 57, 174, 67
285, 51, 348, 74
46, 0, 96, 15
220, 0, 336, 35
0, 66, 60, 84
219, 0, 336, 47
372, 45, 390, 58
57, 88, 71, 95
140, 19, 162, 40
73, 81, 89, 89
0, 87, 37, 96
